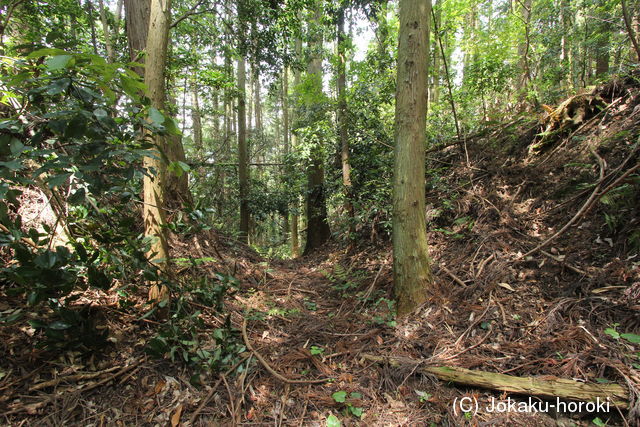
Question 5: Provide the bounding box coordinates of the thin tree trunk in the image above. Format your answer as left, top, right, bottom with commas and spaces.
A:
289, 36, 302, 258
143, 0, 172, 274
432, 2, 441, 104
303, 3, 331, 255
393, 0, 434, 316
432, 8, 462, 146
98, 0, 115, 62
86, 0, 99, 55
237, 57, 250, 242
281, 67, 290, 243
337, 7, 355, 243
192, 85, 203, 151
254, 69, 262, 138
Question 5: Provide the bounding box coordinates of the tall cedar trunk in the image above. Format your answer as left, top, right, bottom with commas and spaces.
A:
192, 86, 203, 151
303, 3, 331, 255
282, 67, 291, 244
142, 0, 171, 272
125, 0, 190, 207
290, 36, 302, 257
237, 57, 250, 242
337, 7, 355, 241
254, 69, 262, 137
393, 0, 434, 316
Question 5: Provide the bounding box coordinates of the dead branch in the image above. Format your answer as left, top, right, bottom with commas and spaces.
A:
362, 354, 629, 408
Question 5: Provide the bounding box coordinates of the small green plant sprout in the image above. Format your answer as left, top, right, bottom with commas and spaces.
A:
604, 324, 640, 344
415, 390, 432, 403
326, 414, 341, 427
310, 345, 325, 355
332, 391, 364, 418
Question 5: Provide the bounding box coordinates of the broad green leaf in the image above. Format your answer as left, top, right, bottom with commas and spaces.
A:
148, 107, 165, 126
604, 328, 620, 339
26, 48, 68, 59
46, 55, 73, 71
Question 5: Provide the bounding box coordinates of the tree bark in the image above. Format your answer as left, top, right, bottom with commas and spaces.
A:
142, 0, 172, 274
192, 85, 203, 151
392, 0, 434, 316
98, 0, 115, 62
290, 36, 302, 258
303, 3, 331, 255
237, 57, 250, 242
337, 7, 355, 242
124, 0, 151, 72
281, 67, 291, 244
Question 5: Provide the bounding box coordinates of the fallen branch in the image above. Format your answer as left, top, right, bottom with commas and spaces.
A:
5, 360, 141, 415
29, 365, 122, 391
440, 265, 468, 288
241, 319, 330, 384
362, 354, 629, 408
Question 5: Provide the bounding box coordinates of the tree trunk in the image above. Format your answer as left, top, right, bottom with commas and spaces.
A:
281, 67, 290, 244
237, 57, 250, 242
517, 0, 532, 93
125, 0, 191, 210
303, 4, 331, 255
254, 69, 262, 138
192, 85, 203, 151
431, 3, 441, 104
98, 0, 115, 62
124, 0, 151, 74
393, 0, 434, 316
290, 37, 302, 257
337, 7, 355, 243
142, 0, 172, 274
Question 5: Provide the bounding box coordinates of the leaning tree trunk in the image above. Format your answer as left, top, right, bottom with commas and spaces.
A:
392, 0, 435, 316
303, 4, 331, 255
142, 0, 171, 276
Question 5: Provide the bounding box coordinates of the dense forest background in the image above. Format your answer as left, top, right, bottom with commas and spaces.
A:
1, 0, 639, 425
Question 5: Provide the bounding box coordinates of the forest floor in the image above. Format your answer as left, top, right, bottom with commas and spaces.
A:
2, 76, 640, 426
